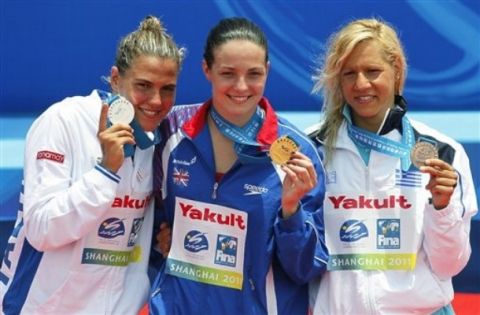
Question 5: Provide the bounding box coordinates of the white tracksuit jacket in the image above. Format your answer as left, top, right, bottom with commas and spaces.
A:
309, 116, 477, 315
0, 90, 154, 315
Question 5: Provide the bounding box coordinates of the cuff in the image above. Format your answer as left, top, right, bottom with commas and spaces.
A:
277, 204, 307, 233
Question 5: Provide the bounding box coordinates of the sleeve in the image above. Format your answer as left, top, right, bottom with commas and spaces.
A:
22, 106, 120, 251
422, 143, 478, 279
273, 140, 329, 284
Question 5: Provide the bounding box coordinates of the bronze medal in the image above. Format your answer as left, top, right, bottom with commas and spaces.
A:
269, 136, 298, 165
410, 141, 438, 168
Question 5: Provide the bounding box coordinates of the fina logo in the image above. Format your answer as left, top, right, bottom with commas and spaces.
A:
184, 230, 209, 253
377, 219, 401, 249
215, 234, 238, 267
98, 217, 125, 239
339, 219, 368, 242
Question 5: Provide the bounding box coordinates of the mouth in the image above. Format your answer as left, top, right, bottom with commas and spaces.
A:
354, 95, 375, 103
228, 95, 251, 104
138, 107, 164, 118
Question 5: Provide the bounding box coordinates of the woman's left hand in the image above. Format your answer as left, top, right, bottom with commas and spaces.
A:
420, 158, 458, 210
281, 152, 318, 218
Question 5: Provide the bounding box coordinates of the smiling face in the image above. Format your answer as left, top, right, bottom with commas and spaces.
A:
340, 40, 398, 132
203, 39, 269, 126
111, 55, 179, 132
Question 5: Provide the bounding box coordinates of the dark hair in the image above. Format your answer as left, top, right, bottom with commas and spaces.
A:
203, 17, 268, 68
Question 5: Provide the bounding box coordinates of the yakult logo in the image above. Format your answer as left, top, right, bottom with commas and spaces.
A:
328, 195, 412, 210
37, 150, 65, 163
180, 202, 246, 230
111, 195, 151, 209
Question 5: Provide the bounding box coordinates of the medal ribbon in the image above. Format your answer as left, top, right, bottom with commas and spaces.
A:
98, 90, 160, 157
345, 108, 414, 171
209, 106, 270, 164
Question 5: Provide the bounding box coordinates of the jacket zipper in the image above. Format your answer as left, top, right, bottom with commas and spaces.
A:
212, 182, 219, 199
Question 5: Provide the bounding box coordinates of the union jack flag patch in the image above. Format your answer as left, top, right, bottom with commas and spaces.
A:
173, 167, 190, 187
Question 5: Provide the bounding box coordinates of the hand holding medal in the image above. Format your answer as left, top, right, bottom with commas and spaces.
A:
97, 95, 136, 173
269, 136, 299, 165
410, 140, 438, 169
107, 95, 135, 125
270, 136, 318, 218
411, 139, 458, 210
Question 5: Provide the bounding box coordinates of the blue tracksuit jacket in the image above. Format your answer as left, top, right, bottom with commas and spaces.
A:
150, 97, 328, 314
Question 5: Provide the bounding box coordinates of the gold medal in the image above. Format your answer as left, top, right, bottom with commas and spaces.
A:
269, 136, 298, 165
410, 141, 438, 168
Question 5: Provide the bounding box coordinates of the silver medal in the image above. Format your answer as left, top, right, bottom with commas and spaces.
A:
108, 96, 135, 125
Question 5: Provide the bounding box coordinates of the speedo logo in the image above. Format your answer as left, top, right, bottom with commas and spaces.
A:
111, 195, 151, 209
244, 183, 268, 195
328, 195, 412, 210
180, 202, 246, 230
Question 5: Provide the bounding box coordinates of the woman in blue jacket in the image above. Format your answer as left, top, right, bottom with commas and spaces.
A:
149, 17, 328, 314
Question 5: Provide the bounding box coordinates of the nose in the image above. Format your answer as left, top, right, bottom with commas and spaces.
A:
354, 73, 370, 90
234, 76, 248, 91
149, 90, 163, 107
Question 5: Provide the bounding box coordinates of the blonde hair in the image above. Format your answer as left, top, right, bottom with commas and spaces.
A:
312, 18, 407, 163
115, 15, 185, 74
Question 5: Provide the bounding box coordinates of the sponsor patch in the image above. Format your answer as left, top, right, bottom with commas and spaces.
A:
36, 150, 64, 163
215, 234, 238, 267
243, 183, 268, 195
127, 217, 144, 247
173, 156, 197, 166
183, 230, 209, 253
339, 219, 368, 242
377, 219, 400, 249
98, 217, 125, 239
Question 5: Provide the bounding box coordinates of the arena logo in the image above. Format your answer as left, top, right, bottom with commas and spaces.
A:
328, 195, 412, 210
36, 150, 64, 163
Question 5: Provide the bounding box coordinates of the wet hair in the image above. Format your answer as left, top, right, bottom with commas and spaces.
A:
203, 17, 268, 68
312, 18, 407, 163
115, 15, 185, 74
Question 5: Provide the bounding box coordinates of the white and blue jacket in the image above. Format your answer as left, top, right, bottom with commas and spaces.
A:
0, 90, 155, 315
149, 98, 328, 315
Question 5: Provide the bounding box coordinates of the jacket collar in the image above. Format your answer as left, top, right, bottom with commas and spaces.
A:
182, 97, 279, 146
312, 95, 408, 145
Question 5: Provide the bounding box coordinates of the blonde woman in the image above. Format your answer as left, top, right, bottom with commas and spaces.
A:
308, 18, 477, 315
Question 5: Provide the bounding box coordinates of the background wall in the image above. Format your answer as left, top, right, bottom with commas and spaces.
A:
1, 0, 479, 293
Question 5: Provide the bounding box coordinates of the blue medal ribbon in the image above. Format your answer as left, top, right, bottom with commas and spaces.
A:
344, 106, 414, 171
97, 90, 160, 157
209, 106, 270, 164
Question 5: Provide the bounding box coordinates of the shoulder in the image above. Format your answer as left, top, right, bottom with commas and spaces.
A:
160, 103, 203, 136
30, 90, 101, 132
277, 117, 323, 162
